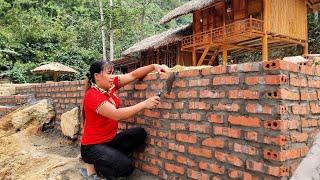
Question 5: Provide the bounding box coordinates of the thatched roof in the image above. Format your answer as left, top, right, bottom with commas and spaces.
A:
31, 62, 78, 74
160, 0, 320, 24
122, 24, 192, 56
160, 0, 216, 24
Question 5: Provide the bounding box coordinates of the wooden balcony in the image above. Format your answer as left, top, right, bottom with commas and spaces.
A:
181, 17, 264, 50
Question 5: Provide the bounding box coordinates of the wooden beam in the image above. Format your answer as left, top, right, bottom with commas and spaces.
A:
197, 45, 210, 66
304, 0, 309, 55
192, 47, 197, 66
222, 44, 228, 66
208, 50, 219, 66
177, 43, 181, 65
262, 35, 268, 61
262, 0, 269, 61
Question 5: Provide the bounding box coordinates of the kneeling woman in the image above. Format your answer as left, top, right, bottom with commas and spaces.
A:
81, 61, 165, 179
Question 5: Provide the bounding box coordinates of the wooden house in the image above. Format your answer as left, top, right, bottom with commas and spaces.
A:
119, 25, 193, 71
160, 0, 320, 66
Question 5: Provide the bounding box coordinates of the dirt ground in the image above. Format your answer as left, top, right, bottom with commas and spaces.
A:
0, 127, 158, 180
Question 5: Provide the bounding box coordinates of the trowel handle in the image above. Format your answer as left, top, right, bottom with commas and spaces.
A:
157, 91, 162, 97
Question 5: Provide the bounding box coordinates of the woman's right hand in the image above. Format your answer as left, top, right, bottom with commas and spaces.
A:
143, 96, 160, 109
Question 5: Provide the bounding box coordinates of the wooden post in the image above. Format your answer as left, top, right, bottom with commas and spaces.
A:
262, 35, 268, 61
197, 45, 210, 66
192, 47, 197, 66
262, 0, 269, 61
304, 0, 309, 55
53, 73, 59, 82
222, 44, 228, 66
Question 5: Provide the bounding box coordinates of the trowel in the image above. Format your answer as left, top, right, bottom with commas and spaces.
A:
157, 72, 176, 98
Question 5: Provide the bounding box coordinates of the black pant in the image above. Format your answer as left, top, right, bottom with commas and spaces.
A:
81, 127, 147, 177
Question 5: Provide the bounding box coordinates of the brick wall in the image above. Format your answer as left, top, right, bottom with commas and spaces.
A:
117, 59, 320, 179
1, 59, 319, 179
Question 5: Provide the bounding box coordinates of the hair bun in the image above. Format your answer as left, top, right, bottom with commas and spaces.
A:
86, 73, 90, 78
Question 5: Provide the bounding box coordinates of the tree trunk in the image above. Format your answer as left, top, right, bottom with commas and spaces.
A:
109, 0, 114, 61
99, 0, 107, 61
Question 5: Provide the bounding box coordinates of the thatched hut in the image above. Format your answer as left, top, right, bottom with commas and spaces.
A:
31, 62, 78, 82
121, 24, 193, 68
160, 0, 320, 65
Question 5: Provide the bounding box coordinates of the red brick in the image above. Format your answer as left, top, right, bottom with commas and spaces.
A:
168, 142, 185, 153
162, 112, 179, 119
213, 103, 240, 112
189, 79, 210, 86
178, 69, 200, 77
310, 102, 320, 114
170, 123, 186, 130
228, 169, 258, 180
308, 79, 320, 88
266, 89, 300, 100
164, 163, 185, 174
213, 127, 241, 139
301, 119, 318, 127
134, 83, 148, 90
264, 120, 300, 130
290, 132, 308, 142
158, 102, 172, 109
263, 135, 287, 146
199, 161, 225, 174
301, 91, 318, 100
178, 90, 197, 98
145, 147, 156, 155
160, 151, 174, 160
202, 138, 225, 148
140, 163, 159, 175
263, 59, 299, 72
187, 169, 210, 180
229, 90, 259, 99
228, 115, 261, 127
265, 75, 289, 85
201, 66, 227, 75
292, 104, 310, 115
176, 133, 197, 143
150, 83, 164, 90
189, 101, 210, 110
245, 160, 263, 173
267, 165, 290, 177
208, 114, 224, 123
244, 131, 258, 141
189, 124, 210, 133
214, 151, 243, 167
213, 76, 240, 85
177, 156, 196, 167
173, 102, 184, 109
173, 80, 187, 88
300, 64, 315, 75
188, 146, 212, 158
245, 76, 260, 85
158, 131, 174, 139
245, 103, 272, 114
200, 90, 225, 99
181, 113, 201, 121
143, 110, 160, 118
233, 143, 257, 155
290, 75, 307, 87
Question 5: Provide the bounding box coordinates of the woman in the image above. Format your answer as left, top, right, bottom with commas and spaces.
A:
81, 60, 165, 179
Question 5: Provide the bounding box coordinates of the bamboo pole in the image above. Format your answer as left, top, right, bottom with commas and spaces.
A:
99, 0, 107, 61
109, 0, 114, 61
262, 0, 269, 61
222, 44, 228, 66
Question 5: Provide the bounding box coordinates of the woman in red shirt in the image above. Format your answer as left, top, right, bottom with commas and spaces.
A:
81, 60, 165, 179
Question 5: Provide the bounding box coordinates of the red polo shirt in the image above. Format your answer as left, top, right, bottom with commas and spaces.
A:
81, 76, 121, 145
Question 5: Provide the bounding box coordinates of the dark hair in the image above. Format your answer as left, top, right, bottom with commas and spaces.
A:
84, 60, 114, 91
82, 60, 114, 126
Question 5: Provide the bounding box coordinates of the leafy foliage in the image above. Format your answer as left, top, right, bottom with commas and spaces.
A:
0, 1, 319, 83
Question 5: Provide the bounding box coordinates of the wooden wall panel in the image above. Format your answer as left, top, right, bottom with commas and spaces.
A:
268, 0, 307, 40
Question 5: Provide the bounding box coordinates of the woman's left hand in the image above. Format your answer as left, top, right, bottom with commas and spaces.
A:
153, 64, 168, 74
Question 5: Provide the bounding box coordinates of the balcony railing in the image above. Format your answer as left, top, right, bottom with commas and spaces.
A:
182, 17, 264, 49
